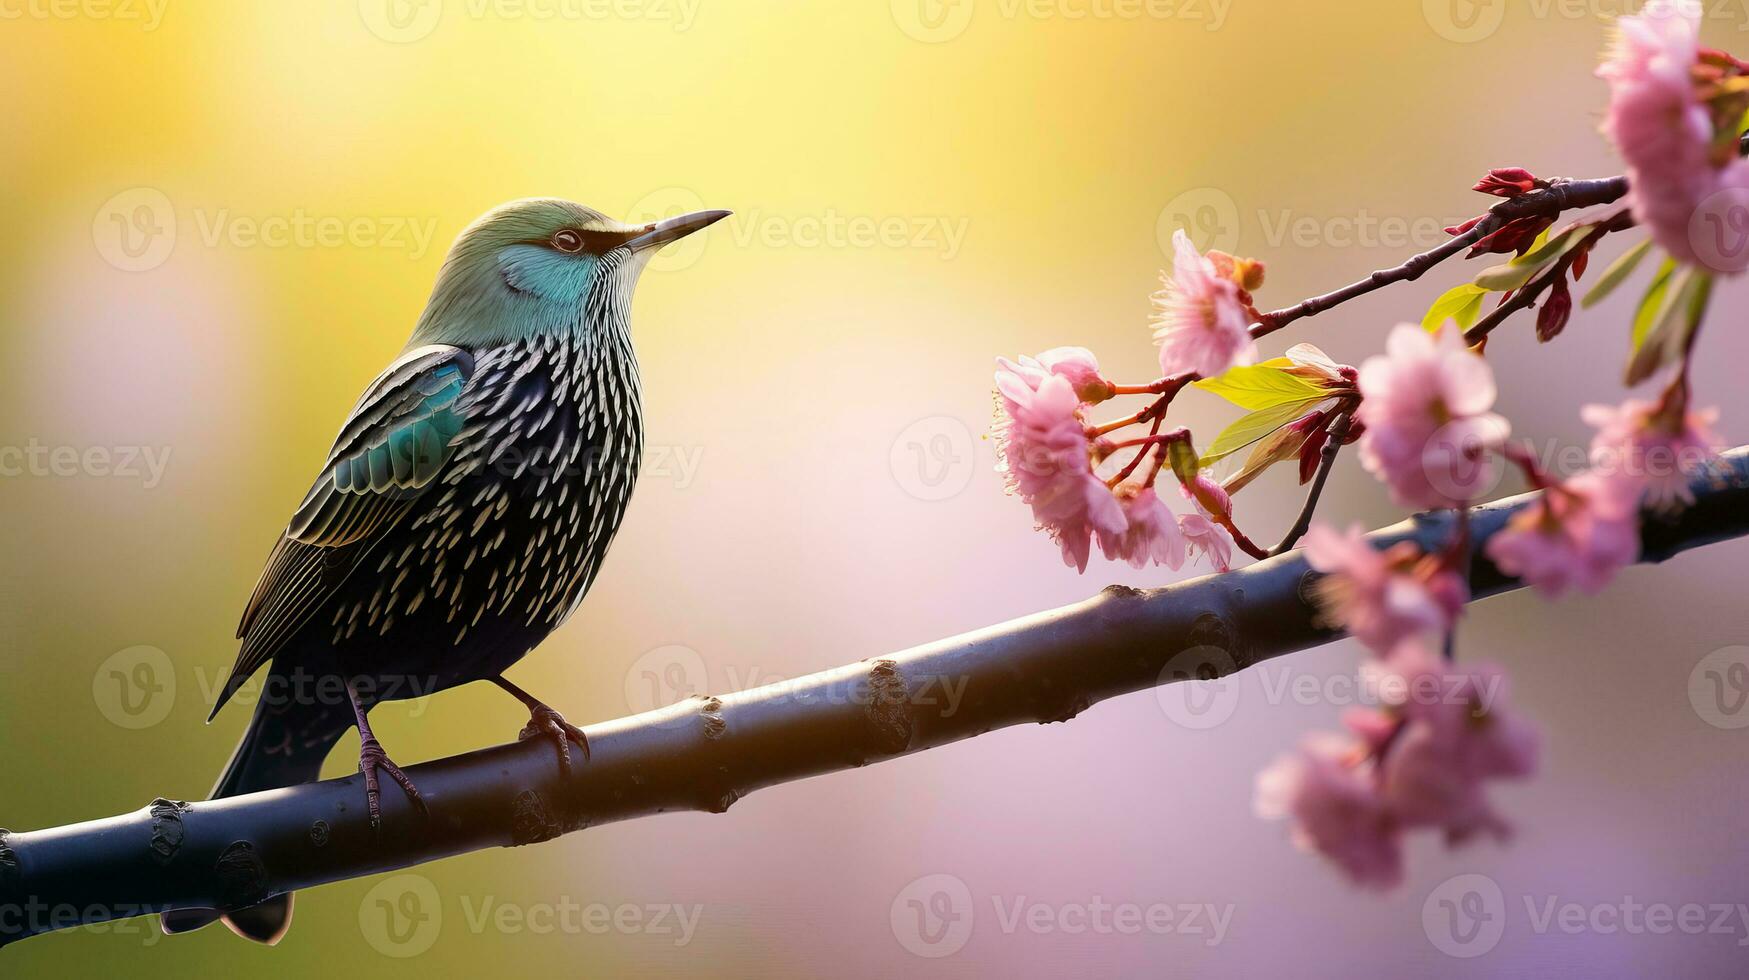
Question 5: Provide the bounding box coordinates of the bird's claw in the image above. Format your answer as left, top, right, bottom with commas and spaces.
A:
358, 734, 427, 831
518, 704, 590, 776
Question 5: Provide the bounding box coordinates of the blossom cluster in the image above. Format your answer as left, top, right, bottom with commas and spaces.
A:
1256, 504, 1539, 885
988, 0, 1733, 894
1255, 651, 1539, 889
1255, 309, 1721, 884
1483, 387, 1719, 599
992, 347, 1236, 573
1598, 0, 1749, 270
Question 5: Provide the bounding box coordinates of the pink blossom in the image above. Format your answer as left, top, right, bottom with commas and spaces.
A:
1152, 230, 1258, 379
1097, 485, 1188, 569
1598, 2, 1725, 264
1255, 735, 1403, 890
1179, 513, 1234, 572
1356, 325, 1509, 509
998, 346, 1114, 405
995, 347, 1112, 403
1583, 396, 1721, 509
1180, 471, 1231, 515
1374, 652, 1540, 844
994, 360, 1125, 572
1260, 653, 1540, 885
1177, 476, 1236, 571
1303, 524, 1468, 654
1485, 472, 1641, 598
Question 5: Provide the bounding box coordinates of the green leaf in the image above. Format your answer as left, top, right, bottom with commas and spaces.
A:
1630, 258, 1678, 352
1517, 227, 1552, 257
1471, 226, 1591, 292
1581, 239, 1654, 309
1220, 418, 1319, 495
1626, 267, 1711, 385
1515, 225, 1590, 267
1167, 439, 1201, 483
1473, 261, 1541, 292
1422, 283, 1488, 333
1198, 397, 1329, 467
1194, 362, 1326, 410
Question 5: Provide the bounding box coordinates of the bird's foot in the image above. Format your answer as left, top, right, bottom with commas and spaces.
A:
358, 733, 427, 830
518, 703, 590, 776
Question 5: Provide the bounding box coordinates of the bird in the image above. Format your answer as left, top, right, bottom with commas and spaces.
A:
158, 199, 728, 944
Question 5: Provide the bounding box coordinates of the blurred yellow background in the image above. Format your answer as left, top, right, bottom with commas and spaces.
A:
5, 1, 1749, 976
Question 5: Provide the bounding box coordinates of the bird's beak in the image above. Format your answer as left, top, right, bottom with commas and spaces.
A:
625, 209, 732, 252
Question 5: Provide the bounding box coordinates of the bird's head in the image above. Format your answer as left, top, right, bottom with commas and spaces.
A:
407, 198, 728, 348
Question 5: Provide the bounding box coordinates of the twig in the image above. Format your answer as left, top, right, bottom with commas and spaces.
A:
1463, 211, 1636, 343
1270, 411, 1355, 555
1249, 135, 1749, 343
4, 446, 1749, 948
1250, 176, 1630, 340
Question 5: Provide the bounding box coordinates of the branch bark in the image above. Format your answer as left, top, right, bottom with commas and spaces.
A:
4, 447, 1749, 948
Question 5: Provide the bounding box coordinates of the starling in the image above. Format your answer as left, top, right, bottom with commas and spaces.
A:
160, 199, 727, 943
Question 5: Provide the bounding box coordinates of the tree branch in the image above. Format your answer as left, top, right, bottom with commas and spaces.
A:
1249, 175, 1630, 340
5, 447, 1749, 948
1250, 136, 1749, 343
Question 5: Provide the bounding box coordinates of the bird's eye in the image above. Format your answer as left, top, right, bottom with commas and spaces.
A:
551, 229, 585, 253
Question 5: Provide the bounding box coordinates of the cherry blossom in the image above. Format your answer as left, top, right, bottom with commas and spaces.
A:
1597, 1, 1732, 265
1097, 484, 1187, 570
1485, 472, 1641, 597
1179, 513, 1234, 572
1583, 395, 1720, 509
1356, 325, 1509, 510
994, 359, 1126, 572
1303, 524, 1468, 655
1254, 734, 1404, 890
1152, 230, 1258, 379
1258, 652, 1540, 885
1374, 651, 1540, 844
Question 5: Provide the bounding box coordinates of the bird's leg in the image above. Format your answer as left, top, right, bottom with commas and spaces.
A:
491, 676, 590, 775
346, 678, 427, 829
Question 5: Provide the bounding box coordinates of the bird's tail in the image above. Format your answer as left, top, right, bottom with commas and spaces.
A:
160, 688, 352, 944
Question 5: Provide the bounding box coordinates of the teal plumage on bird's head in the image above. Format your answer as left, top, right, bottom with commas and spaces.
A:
161, 198, 727, 946
407, 198, 729, 348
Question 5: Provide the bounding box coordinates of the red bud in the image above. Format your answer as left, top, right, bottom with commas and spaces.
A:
1536, 277, 1572, 343
1473, 167, 1541, 198
1297, 426, 1330, 484
1570, 244, 1591, 282
1468, 215, 1555, 258
1445, 215, 1485, 237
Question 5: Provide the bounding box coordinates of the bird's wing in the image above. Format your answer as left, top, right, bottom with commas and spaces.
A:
213, 344, 477, 718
